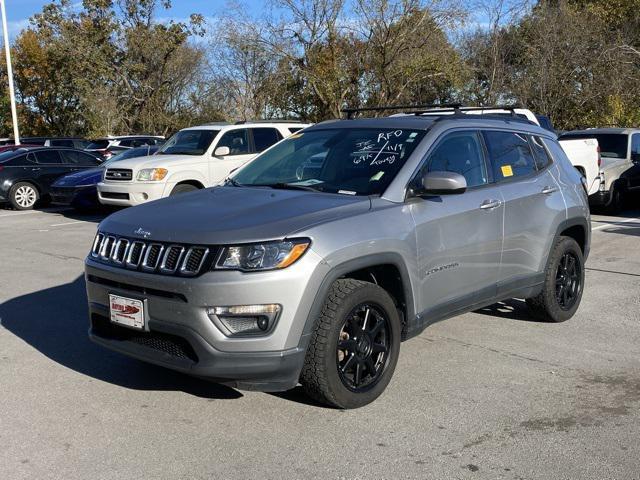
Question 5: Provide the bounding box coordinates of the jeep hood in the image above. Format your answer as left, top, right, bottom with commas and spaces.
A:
99, 186, 372, 244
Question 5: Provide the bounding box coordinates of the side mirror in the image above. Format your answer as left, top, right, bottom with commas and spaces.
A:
214, 146, 230, 157
631, 152, 640, 163
419, 171, 467, 195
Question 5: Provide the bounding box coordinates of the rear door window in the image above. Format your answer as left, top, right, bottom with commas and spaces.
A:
61, 150, 101, 166
483, 130, 537, 181
35, 150, 63, 164
251, 128, 283, 153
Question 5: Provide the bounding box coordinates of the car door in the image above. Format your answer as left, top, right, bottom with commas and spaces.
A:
210, 128, 255, 183
33, 150, 68, 190
483, 130, 565, 293
60, 150, 102, 172
409, 130, 504, 319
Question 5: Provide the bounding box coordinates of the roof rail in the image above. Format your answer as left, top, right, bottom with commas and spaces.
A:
417, 105, 523, 116
341, 103, 463, 119
234, 119, 303, 125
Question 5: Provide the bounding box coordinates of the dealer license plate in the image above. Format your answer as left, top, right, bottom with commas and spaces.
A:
109, 294, 145, 330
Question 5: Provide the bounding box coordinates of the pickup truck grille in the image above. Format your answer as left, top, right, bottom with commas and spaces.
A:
90, 233, 212, 276
105, 168, 133, 181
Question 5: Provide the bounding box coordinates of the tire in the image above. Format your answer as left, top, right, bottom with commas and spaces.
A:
9, 182, 39, 210
300, 279, 401, 409
170, 183, 198, 196
605, 183, 624, 214
526, 236, 585, 323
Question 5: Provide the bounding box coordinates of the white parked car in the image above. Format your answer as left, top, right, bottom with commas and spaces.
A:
97, 121, 309, 206
393, 107, 601, 195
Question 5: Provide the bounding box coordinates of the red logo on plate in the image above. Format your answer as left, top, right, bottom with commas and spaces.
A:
111, 303, 140, 315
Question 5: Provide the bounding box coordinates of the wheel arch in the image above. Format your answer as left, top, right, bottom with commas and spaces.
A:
300, 253, 416, 344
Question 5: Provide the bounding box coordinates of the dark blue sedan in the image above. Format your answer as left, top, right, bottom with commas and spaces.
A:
50, 145, 159, 210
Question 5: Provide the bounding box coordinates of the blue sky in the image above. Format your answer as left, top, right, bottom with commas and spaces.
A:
2, 0, 268, 38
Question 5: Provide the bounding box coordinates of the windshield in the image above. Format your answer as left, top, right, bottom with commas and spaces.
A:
102, 146, 156, 166
561, 133, 628, 158
86, 140, 109, 150
231, 128, 426, 195
157, 130, 218, 155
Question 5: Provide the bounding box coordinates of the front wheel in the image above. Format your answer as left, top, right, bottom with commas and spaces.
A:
300, 279, 401, 409
526, 236, 585, 322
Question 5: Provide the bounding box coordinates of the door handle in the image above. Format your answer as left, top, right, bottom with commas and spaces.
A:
480, 199, 502, 210
31, 168, 41, 171
541, 186, 558, 195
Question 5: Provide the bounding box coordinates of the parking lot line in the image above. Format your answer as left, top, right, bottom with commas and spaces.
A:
48, 221, 87, 227
592, 216, 640, 231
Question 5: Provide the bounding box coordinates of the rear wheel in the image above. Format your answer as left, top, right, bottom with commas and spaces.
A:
300, 279, 401, 409
170, 183, 198, 196
9, 182, 39, 210
526, 236, 584, 322
606, 184, 624, 214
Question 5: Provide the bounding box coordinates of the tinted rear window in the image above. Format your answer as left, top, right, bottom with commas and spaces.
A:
483, 130, 537, 180
252, 128, 282, 152
560, 133, 628, 159
86, 140, 110, 150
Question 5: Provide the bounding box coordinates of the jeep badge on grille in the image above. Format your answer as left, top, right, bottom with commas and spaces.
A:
133, 227, 151, 238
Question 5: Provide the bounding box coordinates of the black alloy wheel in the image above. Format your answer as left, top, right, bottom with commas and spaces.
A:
555, 251, 581, 311
336, 303, 391, 391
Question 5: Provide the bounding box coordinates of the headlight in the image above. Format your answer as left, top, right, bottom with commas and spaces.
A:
215, 239, 310, 271
137, 168, 168, 181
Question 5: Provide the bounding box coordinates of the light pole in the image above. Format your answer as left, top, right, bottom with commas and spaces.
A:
0, 0, 19, 144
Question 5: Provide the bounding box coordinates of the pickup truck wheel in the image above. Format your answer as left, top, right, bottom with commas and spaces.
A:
605, 185, 623, 214
9, 182, 39, 210
170, 183, 198, 196
300, 279, 401, 409
526, 236, 584, 323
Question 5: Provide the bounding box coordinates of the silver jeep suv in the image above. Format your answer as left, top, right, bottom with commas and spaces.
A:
85, 112, 590, 408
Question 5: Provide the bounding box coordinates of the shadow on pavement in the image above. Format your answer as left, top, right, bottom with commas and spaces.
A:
474, 298, 540, 322
0, 275, 242, 400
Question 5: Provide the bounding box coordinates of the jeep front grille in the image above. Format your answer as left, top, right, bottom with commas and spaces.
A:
90, 233, 213, 276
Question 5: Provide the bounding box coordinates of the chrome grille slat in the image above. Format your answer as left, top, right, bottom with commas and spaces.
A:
141, 244, 165, 272
160, 245, 185, 274
111, 238, 130, 264
180, 247, 209, 276
126, 241, 146, 268
89, 233, 210, 276
100, 236, 116, 260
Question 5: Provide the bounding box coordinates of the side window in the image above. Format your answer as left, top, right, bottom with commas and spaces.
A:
529, 135, 553, 170
252, 128, 282, 153
35, 150, 62, 164
61, 150, 101, 166
119, 139, 134, 147
423, 130, 489, 187
217, 129, 249, 155
631, 134, 640, 161
288, 127, 303, 134
483, 130, 537, 181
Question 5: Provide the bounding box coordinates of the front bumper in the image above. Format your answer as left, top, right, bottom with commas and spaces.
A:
97, 181, 166, 206
85, 249, 329, 390
50, 186, 97, 207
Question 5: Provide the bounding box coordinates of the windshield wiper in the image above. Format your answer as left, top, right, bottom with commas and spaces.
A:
225, 177, 244, 187
252, 182, 323, 192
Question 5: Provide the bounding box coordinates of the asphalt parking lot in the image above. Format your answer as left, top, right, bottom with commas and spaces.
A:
1, 206, 639, 480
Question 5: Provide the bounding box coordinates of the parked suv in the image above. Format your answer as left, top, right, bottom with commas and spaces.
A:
559, 128, 640, 212
96, 121, 308, 206
85, 112, 589, 408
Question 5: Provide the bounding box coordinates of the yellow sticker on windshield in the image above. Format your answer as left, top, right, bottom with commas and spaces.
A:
501, 165, 514, 177
370, 171, 384, 181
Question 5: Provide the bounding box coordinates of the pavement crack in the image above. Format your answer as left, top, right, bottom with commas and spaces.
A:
585, 267, 640, 278
13, 247, 84, 262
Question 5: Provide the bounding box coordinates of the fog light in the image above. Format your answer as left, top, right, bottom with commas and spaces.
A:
207, 304, 281, 336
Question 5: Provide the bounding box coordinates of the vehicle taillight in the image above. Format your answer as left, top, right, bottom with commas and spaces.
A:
597, 145, 601, 167
0, 165, 3, 172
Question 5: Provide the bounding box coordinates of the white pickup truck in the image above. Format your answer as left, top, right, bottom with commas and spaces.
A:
401, 107, 601, 196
